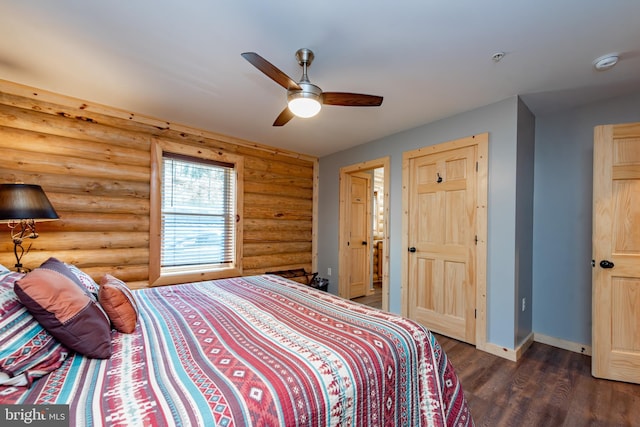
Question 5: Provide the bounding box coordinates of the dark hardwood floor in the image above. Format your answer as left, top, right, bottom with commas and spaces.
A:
351, 288, 640, 425
351, 283, 382, 309
435, 334, 640, 427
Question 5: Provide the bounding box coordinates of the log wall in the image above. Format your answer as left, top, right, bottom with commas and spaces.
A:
0, 80, 317, 289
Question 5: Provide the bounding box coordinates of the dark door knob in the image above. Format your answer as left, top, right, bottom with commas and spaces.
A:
599, 260, 615, 269
362, 241, 367, 245
408, 247, 416, 253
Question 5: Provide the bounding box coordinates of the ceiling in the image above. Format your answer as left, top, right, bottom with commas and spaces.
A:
2, 1, 640, 157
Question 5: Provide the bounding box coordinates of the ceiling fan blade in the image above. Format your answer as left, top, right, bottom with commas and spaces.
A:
273, 107, 295, 126
322, 92, 383, 107
241, 52, 301, 90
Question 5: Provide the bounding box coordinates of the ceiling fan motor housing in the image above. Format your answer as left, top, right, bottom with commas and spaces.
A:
288, 82, 322, 101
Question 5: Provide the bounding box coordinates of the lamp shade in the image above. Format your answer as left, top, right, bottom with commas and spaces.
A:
0, 184, 59, 222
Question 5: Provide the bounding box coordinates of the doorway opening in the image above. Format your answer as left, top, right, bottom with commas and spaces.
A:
338, 157, 390, 311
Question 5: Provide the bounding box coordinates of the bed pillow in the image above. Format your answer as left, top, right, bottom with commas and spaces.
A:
66, 263, 100, 298
14, 258, 112, 359
99, 274, 139, 334
1, 270, 69, 387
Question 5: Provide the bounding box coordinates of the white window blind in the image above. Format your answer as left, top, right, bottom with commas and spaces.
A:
161, 153, 236, 269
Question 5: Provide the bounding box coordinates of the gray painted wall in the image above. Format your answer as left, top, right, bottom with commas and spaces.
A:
532, 90, 640, 346
318, 96, 522, 348
319, 88, 640, 351
515, 98, 535, 345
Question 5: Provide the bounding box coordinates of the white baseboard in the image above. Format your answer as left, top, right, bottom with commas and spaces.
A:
476, 332, 533, 362
533, 333, 592, 356
516, 332, 535, 360
479, 332, 533, 362
476, 332, 590, 361
477, 342, 518, 361
475, 331, 594, 361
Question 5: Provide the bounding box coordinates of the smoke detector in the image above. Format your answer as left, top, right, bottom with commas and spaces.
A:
491, 52, 505, 62
593, 54, 619, 71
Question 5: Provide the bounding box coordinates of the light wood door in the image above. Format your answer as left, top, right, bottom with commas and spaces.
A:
338, 157, 390, 311
592, 122, 640, 383
346, 172, 371, 298
406, 143, 478, 344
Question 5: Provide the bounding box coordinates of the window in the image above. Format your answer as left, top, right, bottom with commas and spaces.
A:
161, 153, 235, 269
150, 140, 243, 286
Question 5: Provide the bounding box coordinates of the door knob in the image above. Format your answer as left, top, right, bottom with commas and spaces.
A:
362, 241, 367, 246
599, 260, 615, 269
408, 247, 416, 253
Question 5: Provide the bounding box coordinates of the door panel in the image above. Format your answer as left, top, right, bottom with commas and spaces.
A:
407, 144, 477, 344
611, 277, 640, 352
338, 158, 391, 311
444, 260, 465, 318
593, 122, 640, 383
347, 173, 371, 299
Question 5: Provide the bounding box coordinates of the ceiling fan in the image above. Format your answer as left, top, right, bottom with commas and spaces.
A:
241, 48, 383, 126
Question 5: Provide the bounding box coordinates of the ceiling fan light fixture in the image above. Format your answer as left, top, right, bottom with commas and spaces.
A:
242, 49, 383, 126
288, 90, 321, 118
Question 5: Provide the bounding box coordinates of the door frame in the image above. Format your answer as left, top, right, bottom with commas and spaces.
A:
401, 134, 488, 349
338, 157, 390, 311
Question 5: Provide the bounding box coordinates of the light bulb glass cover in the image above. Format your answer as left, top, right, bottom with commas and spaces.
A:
288, 96, 321, 118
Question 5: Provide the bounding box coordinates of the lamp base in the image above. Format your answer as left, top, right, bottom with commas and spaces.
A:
14, 264, 30, 274
10, 222, 35, 274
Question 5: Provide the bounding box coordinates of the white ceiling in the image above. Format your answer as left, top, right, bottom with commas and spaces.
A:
2, 1, 640, 157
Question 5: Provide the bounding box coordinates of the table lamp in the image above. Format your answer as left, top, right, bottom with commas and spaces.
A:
0, 184, 59, 272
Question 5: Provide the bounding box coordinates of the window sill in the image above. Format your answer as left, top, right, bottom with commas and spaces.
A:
149, 266, 242, 287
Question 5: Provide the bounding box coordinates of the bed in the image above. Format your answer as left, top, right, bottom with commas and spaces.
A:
1, 267, 473, 426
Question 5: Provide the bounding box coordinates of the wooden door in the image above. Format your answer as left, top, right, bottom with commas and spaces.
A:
592, 122, 640, 383
406, 143, 478, 344
346, 172, 372, 299
338, 157, 390, 311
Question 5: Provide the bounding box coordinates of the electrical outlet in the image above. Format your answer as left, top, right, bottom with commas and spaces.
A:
327, 267, 332, 276
522, 297, 526, 312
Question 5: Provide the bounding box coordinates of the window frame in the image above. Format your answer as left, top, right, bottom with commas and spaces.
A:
149, 139, 243, 286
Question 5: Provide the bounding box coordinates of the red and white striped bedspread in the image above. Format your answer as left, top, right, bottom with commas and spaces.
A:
0, 274, 473, 426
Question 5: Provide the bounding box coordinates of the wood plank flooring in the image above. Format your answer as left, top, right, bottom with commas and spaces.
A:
435, 334, 640, 427
351, 283, 382, 309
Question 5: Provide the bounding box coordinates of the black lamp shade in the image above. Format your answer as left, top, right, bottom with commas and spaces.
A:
0, 184, 59, 222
